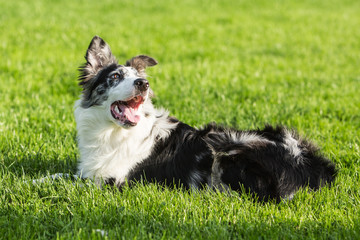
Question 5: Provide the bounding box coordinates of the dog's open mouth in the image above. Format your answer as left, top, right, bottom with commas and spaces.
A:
110, 96, 144, 126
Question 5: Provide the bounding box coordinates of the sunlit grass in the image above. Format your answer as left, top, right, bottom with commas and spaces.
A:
1, 0, 359, 238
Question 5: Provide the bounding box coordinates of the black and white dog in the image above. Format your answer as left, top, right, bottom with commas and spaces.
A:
75, 36, 336, 201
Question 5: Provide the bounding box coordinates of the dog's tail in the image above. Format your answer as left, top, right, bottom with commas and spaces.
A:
205, 124, 337, 201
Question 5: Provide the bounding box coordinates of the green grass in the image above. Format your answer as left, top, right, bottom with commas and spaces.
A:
1, 0, 360, 238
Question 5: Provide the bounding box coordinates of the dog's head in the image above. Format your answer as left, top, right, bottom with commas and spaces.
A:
78, 36, 157, 128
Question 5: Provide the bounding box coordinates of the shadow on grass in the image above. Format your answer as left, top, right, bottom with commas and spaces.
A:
3, 151, 77, 178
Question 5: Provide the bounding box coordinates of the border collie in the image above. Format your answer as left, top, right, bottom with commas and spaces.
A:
74, 36, 336, 201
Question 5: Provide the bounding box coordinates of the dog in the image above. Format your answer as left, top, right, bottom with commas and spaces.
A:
74, 36, 336, 201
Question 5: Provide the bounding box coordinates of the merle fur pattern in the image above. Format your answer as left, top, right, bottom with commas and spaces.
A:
75, 36, 337, 202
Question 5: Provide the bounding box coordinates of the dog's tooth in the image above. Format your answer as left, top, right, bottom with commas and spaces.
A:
115, 105, 121, 114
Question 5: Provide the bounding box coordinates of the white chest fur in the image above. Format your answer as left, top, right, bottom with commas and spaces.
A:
74, 100, 176, 185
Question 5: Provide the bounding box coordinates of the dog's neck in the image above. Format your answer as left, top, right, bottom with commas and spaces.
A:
74, 99, 177, 184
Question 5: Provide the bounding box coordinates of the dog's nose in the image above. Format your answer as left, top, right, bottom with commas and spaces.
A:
134, 78, 149, 92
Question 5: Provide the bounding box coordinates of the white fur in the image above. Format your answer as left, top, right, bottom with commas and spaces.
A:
75, 67, 178, 185
231, 131, 276, 147
75, 100, 177, 185
283, 130, 302, 163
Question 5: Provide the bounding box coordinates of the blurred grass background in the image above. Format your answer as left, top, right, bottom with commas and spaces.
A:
1, 0, 359, 239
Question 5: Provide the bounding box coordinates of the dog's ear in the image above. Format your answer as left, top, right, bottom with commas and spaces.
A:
79, 36, 117, 84
125, 55, 157, 76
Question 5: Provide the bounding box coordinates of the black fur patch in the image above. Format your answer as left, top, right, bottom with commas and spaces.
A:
126, 122, 213, 189
121, 121, 336, 202
80, 64, 124, 108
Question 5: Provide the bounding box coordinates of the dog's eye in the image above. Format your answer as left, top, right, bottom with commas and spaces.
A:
111, 74, 120, 79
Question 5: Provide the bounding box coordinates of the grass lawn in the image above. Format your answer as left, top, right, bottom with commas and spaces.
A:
1, 0, 360, 239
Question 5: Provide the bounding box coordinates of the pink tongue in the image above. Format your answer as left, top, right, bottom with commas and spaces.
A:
119, 105, 140, 123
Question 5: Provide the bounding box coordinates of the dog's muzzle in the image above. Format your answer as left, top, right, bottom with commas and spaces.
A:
110, 79, 149, 127
134, 78, 149, 92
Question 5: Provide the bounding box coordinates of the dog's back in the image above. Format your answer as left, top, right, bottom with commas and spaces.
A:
125, 122, 336, 201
